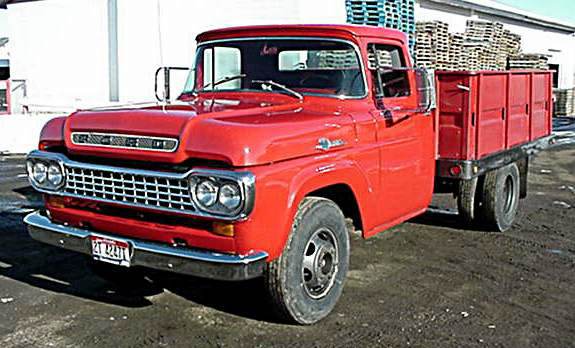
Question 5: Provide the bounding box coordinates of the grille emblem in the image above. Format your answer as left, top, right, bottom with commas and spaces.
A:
71, 132, 178, 152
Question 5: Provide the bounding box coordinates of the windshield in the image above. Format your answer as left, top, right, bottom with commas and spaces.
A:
182, 38, 366, 98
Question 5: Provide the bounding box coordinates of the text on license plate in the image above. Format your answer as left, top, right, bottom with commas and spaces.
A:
90, 235, 132, 267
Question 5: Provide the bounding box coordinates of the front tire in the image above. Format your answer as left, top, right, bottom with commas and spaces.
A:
265, 197, 350, 325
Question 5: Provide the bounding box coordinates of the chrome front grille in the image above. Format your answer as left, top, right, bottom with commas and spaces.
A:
64, 166, 195, 212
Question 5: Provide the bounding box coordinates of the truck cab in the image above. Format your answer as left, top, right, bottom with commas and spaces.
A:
23, 25, 552, 324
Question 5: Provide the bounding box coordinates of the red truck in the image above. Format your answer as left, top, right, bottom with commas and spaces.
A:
24, 25, 554, 324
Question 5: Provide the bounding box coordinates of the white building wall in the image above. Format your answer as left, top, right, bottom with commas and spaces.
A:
7, 0, 346, 109
0, 10, 8, 36
117, 0, 347, 103
7, 0, 109, 110
415, 2, 575, 89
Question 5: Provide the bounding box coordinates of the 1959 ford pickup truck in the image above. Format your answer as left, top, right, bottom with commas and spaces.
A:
24, 24, 554, 324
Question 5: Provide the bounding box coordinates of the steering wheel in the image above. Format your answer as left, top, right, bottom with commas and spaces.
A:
381, 76, 407, 97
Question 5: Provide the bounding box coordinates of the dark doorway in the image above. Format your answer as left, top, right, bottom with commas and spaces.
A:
548, 64, 559, 88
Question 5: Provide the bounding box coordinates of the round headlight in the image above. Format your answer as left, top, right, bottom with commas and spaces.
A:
32, 162, 48, 184
47, 164, 64, 186
219, 184, 241, 210
195, 180, 218, 207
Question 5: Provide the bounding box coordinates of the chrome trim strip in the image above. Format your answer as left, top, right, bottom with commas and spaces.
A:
194, 36, 369, 100
71, 132, 179, 153
24, 211, 268, 281
26, 150, 255, 222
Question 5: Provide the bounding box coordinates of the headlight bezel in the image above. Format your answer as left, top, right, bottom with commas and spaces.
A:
189, 172, 253, 218
26, 155, 66, 192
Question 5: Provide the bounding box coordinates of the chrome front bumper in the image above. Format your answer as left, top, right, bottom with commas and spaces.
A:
23, 211, 268, 281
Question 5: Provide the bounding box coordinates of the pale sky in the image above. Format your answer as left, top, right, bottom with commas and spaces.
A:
495, 0, 575, 24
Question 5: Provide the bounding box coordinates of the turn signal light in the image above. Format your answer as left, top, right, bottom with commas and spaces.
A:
212, 222, 235, 237
46, 196, 67, 208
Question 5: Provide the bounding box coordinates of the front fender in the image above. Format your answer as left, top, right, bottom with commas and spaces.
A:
234, 153, 377, 260
287, 159, 375, 227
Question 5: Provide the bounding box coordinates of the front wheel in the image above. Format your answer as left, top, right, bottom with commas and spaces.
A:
265, 197, 350, 325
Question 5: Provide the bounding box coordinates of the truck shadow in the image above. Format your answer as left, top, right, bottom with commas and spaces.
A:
0, 212, 160, 308
148, 272, 281, 323
0, 212, 281, 322
409, 207, 492, 232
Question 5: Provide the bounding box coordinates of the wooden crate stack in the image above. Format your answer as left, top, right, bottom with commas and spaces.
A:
414, 21, 449, 69
554, 88, 575, 117
508, 53, 549, 70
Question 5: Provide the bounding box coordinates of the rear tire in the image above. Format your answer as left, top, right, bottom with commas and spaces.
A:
457, 177, 479, 225
480, 163, 520, 232
265, 197, 350, 325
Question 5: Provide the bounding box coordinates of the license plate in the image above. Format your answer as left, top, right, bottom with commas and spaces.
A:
90, 235, 132, 267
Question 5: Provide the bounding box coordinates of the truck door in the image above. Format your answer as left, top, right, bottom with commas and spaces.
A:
367, 43, 435, 233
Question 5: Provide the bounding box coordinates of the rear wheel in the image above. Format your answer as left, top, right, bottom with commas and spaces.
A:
480, 163, 520, 232
265, 197, 350, 325
457, 177, 479, 225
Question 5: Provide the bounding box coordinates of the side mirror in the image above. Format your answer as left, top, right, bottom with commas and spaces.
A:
415, 68, 436, 113
154, 66, 190, 103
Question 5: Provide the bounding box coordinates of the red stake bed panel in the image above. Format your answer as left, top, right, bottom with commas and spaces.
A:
436, 70, 553, 161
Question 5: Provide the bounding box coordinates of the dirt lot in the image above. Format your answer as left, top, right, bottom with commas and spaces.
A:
0, 143, 574, 347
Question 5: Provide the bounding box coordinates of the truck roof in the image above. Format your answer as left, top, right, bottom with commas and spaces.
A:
196, 24, 408, 45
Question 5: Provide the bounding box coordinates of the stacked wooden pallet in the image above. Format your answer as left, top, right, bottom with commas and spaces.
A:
414, 21, 449, 69
508, 54, 549, 70
318, 51, 360, 69
463, 20, 505, 70
346, 0, 416, 52
448, 33, 465, 71
503, 30, 522, 56
414, 19, 532, 72
367, 49, 394, 69
554, 88, 575, 116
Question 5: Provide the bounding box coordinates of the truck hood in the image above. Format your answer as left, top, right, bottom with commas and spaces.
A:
63, 95, 356, 167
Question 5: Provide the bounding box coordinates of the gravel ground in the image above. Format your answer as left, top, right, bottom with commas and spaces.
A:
0, 137, 574, 347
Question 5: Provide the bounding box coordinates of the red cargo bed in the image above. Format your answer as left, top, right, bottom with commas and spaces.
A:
435, 70, 554, 179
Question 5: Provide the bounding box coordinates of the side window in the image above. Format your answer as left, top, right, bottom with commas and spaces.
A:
368, 44, 410, 98
202, 47, 242, 90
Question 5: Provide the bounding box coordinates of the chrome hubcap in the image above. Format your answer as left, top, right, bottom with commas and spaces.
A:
302, 228, 339, 299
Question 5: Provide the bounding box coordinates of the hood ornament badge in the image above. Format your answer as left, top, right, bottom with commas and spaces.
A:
316, 138, 345, 151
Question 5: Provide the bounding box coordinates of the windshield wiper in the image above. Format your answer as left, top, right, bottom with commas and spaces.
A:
251, 80, 304, 101
203, 74, 247, 89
